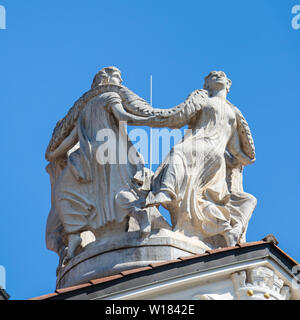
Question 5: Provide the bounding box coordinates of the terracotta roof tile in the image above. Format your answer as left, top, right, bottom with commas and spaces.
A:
89, 274, 123, 285
178, 253, 208, 261
149, 259, 181, 268
274, 245, 299, 266
28, 292, 58, 300
205, 245, 240, 255
55, 282, 92, 294
237, 241, 265, 248
120, 266, 153, 276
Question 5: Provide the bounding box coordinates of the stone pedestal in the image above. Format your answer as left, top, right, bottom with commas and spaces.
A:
57, 228, 210, 289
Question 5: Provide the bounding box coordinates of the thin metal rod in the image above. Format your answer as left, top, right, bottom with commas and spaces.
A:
149, 75, 153, 171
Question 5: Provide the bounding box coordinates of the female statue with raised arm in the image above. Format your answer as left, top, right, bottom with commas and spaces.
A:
143, 71, 257, 247
46, 68, 256, 267
45, 67, 167, 263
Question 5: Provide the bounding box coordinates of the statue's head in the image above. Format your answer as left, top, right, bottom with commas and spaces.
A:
203, 71, 232, 94
91, 66, 123, 89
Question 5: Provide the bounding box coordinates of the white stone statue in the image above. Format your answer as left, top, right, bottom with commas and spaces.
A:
45, 67, 168, 265
45, 67, 257, 287
144, 71, 257, 247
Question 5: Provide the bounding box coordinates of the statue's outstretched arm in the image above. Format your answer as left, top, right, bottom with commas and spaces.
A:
46, 126, 78, 162
111, 101, 157, 125
227, 129, 255, 166
46, 85, 207, 154
123, 89, 208, 129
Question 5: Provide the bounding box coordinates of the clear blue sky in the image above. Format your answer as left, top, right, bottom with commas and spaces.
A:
0, 0, 299, 300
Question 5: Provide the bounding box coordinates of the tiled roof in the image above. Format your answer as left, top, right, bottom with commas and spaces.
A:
29, 237, 299, 300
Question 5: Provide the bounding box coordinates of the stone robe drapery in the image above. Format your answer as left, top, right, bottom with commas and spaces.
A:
51, 92, 149, 237
148, 96, 256, 239
46, 85, 256, 252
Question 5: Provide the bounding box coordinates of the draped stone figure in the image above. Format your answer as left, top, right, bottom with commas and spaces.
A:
71, 70, 255, 248
45, 67, 169, 264
45, 67, 257, 283
144, 71, 257, 247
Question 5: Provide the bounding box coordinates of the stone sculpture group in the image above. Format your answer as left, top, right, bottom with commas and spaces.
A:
45, 67, 257, 287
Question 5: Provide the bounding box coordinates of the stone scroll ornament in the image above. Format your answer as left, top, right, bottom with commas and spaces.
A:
45, 68, 256, 269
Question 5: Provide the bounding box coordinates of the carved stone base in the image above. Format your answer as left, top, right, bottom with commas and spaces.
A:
56, 228, 210, 289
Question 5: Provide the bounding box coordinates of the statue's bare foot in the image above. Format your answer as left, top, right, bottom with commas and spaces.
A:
66, 234, 82, 260
144, 191, 172, 208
